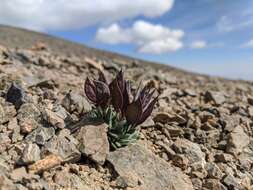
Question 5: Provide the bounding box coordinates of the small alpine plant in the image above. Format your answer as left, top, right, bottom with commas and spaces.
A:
84, 70, 158, 149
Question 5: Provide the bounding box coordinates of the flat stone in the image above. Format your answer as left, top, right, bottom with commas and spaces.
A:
17, 103, 41, 122
62, 91, 91, 114
172, 138, 206, 166
222, 174, 243, 190
154, 112, 186, 124
205, 91, 226, 105
43, 108, 65, 129
42, 135, 81, 162
10, 167, 33, 182
76, 123, 109, 165
226, 125, 250, 155
25, 126, 55, 145
107, 143, 194, 190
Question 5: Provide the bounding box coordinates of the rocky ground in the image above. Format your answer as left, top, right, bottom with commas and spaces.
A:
1, 27, 253, 190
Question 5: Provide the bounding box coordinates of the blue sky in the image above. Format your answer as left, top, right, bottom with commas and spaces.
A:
1, 0, 253, 80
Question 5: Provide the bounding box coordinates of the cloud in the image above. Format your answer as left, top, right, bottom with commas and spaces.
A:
0, 0, 174, 31
190, 40, 206, 49
96, 20, 184, 54
217, 15, 253, 32
242, 38, 253, 48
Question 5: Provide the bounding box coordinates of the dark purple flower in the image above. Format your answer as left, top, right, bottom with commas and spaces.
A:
84, 77, 110, 108
125, 85, 158, 126
109, 70, 131, 114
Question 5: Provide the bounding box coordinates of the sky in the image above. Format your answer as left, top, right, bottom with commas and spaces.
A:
0, 0, 253, 80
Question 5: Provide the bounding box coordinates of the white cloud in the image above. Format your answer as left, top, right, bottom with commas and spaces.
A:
190, 40, 207, 49
0, 0, 174, 31
217, 15, 253, 32
242, 38, 253, 48
96, 20, 184, 54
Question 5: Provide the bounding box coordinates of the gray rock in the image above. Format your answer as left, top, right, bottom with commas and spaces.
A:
77, 123, 109, 165
25, 126, 55, 145
203, 179, 227, 190
62, 91, 91, 114
42, 135, 81, 162
205, 91, 226, 105
222, 174, 243, 190
0, 133, 11, 152
0, 98, 16, 124
6, 82, 27, 109
172, 138, 206, 166
7, 118, 22, 143
21, 142, 41, 164
226, 125, 250, 155
17, 103, 41, 122
205, 163, 223, 179
107, 143, 194, 190
43, 108, 65, 129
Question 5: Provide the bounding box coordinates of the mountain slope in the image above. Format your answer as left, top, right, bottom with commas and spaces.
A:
0, 25, 253, 190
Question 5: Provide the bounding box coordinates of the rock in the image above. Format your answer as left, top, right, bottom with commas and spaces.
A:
222, 174, 243, 190
17, 103, 41, 126
205, 91, 226, 105
226, 125, 250, 155
25, 126, 55, 145
8, 118, 22, 143
20, 118, 39, 134
0, 133, 11, 152
247, 97, 253, 106
43, 108, 65, 129
154, 112, 173, 124
10, 167, 34, 182
172, 138, 206, 166
219, 114, 240, 132
6, 82, 27, 109
183, 89, 197, 97
0, 173, 15, 190
172, 154, 189, 170
17, 103, 41, 120
164, 125, 184, 137
107, 143, 194, 190
53, 170, 92, 190
0, 98, 16, 124
214, 153, 234, 163
203, 179, 227, 190
62, 91, 92, 115
140, 117, 155, 128
191, 178, 202, 190
35, 79, 58, 90
205, 163, 223, 179
28, 154, 63, 174
76, 123, 109, 165
154, 112, 186, 124
42, 135, 81, 162
20, 142, 41, 165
